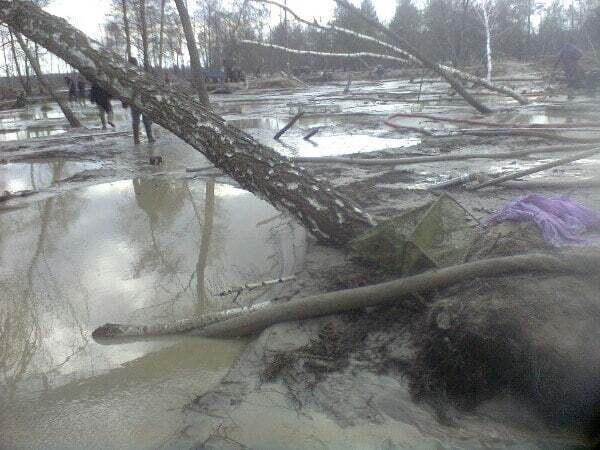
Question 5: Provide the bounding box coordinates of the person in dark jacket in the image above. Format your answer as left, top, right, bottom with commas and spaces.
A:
90, 82, 115, 129
77, 78, 86, 105
65, 76, 77, 102
554, 41, 583, 99
122, 57, 154, 144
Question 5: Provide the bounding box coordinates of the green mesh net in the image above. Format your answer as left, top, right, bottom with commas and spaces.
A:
351, 194, 478, 275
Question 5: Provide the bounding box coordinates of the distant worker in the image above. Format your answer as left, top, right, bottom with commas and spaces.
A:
122, 57, 154, 144
77, 78, 86, 105
90, 81, 115, 130
554, 40, 583, 99
15, 91, 27, 108
65, 76, 77, 102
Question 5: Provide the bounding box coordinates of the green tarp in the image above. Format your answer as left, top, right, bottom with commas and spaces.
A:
351, 195, 478, 275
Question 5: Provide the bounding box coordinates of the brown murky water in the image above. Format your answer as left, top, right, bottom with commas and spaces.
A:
0, 161, 103, 191
2, 81, 596, 448
0, 102, 127, 142
0, 176, 305, 449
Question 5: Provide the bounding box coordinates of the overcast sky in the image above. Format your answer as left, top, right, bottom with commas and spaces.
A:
46, 0, 398, 39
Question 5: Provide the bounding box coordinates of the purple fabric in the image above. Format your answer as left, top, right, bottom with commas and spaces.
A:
485, 194, 600, 246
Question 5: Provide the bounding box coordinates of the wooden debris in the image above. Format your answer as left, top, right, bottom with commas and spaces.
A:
303, 128, 320, 140
274, 111, 304, 140
217, 275, 297, 297
93, 251, 600, 339
470, 147, 600, 190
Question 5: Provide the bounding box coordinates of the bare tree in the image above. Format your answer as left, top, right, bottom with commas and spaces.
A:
158, 0, 166, 68
173, 0, 210, 106
482, 0, 492, 81
137, 0, 150, 70
8, 28, 31, 95
121, 0, 133, 59
13, 30, 81, 127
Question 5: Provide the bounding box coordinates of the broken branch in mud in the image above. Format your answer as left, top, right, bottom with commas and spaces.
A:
0, 1, 374, 246
0, 189, 36, 202
217, 275, 297, 297
428, 173, 483, 190
383, 120, 437, 136
303, 128, 320, 140
184, 143, 596, 170
386, 115, 600, 143
471, 147, 600, 190
93, 251, 600, 339
388, 112, 600, 129
274, 111, 304, 140
502, 178, 600, 189
450, 129, 600, 143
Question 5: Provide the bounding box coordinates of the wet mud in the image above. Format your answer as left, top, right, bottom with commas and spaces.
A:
2, 71, 600, 448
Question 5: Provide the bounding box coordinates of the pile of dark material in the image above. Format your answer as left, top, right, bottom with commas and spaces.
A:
410, 273, 600, 436
261, 220, 600, 439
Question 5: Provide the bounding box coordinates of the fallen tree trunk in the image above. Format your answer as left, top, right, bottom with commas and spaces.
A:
388, 112, 600, 129
292, 144, 598, 166
252, 0, 526, 107
185, 143, 596, 169
386, 117, 600, 143
0, 0, 373, 246
502, 178, 600, 189
241, 40, 409, 66
333, 0, 489, 113
93, 251, 600, 339
92, 302, 273, 338
471, 147, 600, 190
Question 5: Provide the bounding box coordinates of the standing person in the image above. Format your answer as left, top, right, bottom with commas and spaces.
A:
77, 78, 86, 105
554, 40, 583, 99
123, 57, 154, 144
90, 82, 115, 129
65, 76, 77, 102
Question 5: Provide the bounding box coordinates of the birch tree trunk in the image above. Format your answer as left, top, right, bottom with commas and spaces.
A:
14, 31, 82, 128
0, 0, 373, 246
158, 0, 166, 69
253, 0, 527, 105
482, 1, 492, 82
121, 0, 132, 60
138, 0, 150, 70
333, 0, 491, 114
173, 0, 210, 106
8, 29, 30, 95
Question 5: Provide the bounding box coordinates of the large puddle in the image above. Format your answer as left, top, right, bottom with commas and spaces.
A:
227, 115, 420, 157
0, 176, 306, 449
0, 102, 128, 142
0, 160, 103, 191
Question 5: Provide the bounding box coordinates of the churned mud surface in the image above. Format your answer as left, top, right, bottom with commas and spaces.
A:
2, 72, 599, 448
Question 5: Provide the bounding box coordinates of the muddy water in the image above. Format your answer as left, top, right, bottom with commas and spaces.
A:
0, 160, 102, 191
227, 115, 420, 157
0, 102, 128, 142
0, 177, 306, 449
